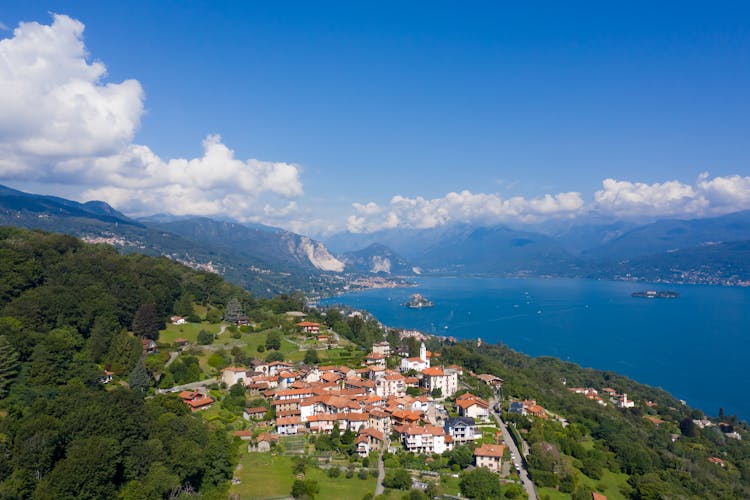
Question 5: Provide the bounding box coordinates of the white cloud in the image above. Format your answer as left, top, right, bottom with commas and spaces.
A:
695, 173, 750, 210
346, 190, 585, 233
346, 174, 750, 233
593, 174, 750, 218
0, 14, 302, 221
593, 178, 706, 217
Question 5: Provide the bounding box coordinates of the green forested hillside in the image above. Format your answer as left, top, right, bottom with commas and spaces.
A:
0, 227, 247, 499
438, 340, 750, 499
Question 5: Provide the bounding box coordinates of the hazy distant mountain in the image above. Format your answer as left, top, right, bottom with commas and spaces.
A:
0, 184, 344, 296
151, 217, 345, 273
533, 218, 637, 255
0, 184, 138, 226
339, 243, 417, 275
583, 211, 750, 260
329, 223, 579, 275
586, 239, 750, 284
325, 226, 454, 259
5, 183, 750, 288
416, 224, 578, 274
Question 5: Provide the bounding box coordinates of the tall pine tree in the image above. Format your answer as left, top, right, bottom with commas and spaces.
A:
0, 335, 19, 398
132, 304, 160, 340
128, 357, 150, 396
223, 297, 244, 324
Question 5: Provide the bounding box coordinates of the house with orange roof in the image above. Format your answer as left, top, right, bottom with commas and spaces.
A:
297, 321, 321, 334
398, 424, 450, 454
476, 373, 503, 388
391, 409, 424, 426
456, 393, 490, 420
178, 390, 214, 412
365, 352, 387, 367
368, 408, 392, 435
376, 372, 406, 398
250, 432, 279, 453
422, 366, 459, 398
141, 338, 156, 354
276, 416, 302, 435
356, 428, 385, 457
592, 492, 608, 500
522, 400, 548, 419
474, 443, 506, 472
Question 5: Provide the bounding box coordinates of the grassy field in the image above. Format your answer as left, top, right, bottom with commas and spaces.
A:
537, 486, 571, 499
229, 449, 376, 500
307, 466, 376, 499
440, 474, 462, 495
230, 452, 295, 499
159, 321, 223, 344
582, 469, 630, 499
535, 469, 630, 500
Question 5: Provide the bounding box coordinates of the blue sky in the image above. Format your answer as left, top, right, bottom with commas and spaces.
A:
1, 2, 749, 235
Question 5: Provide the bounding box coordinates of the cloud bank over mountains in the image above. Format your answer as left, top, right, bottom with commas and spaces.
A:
0, 14, 302, 221
1, 15, 749, 235
346, 174, 750, 233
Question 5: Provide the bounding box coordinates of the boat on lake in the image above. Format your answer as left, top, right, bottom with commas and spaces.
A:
405, 293, 434, 308
632, 290, 680, 299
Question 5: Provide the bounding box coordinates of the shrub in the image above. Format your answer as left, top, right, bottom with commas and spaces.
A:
197, 330, 214, 345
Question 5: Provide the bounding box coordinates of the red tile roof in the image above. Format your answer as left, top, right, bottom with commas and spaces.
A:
475, 443, 506, 458
422, 367, 444, 377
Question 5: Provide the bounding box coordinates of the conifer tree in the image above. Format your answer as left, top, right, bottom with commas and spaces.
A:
132, 304, 160, 340
0, 335, 19, 398
223, 297, 243, 324
128, 357, 150, 395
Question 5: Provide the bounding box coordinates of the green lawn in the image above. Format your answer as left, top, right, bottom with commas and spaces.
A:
537, 486, 571, 499
440, 474, 462, 495
535, 469, 630, 500
159, 321, 223, 344
307, 466, 376, 499
581, 469, 630, 499
230, 449, 376, 500
230, 451, 295, 499
237, 329, 299, 356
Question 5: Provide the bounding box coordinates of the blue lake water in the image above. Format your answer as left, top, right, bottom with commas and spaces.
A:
321, 277, 750, 419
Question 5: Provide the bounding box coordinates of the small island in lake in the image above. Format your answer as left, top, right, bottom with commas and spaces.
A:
405, 293, 434, 308
632, 290, 680, 299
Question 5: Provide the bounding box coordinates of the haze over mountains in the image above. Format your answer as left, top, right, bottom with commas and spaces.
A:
2, 183, 750, 293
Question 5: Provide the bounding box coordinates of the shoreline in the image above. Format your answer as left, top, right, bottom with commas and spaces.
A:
319, 276, 750, 421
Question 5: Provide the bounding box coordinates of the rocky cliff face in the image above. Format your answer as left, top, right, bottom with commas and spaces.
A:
288, 235, 345, 272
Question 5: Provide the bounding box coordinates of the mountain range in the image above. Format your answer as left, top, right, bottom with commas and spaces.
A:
2, 183, 750, 292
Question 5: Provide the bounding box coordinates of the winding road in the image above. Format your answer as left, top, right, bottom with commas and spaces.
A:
489, 398, 537, 500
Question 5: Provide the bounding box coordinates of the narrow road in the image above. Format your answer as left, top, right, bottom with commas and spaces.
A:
374, 451, 385, 496
490, 398, 537, 500
157, 377, 217, 394
164, 351, 179, 368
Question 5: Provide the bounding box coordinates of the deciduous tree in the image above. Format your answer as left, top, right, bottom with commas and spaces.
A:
0, 335, 19, 398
